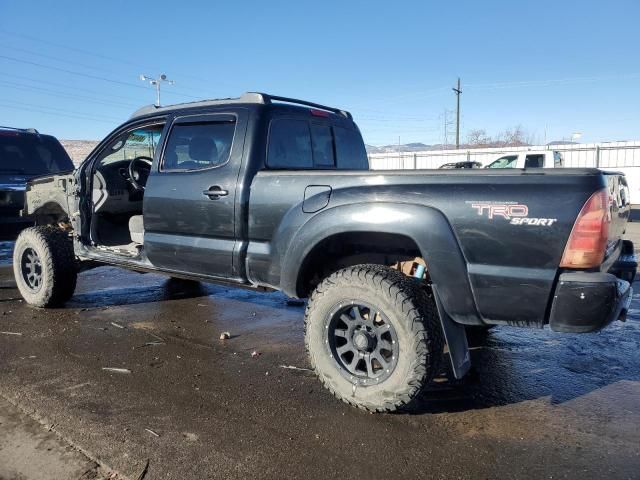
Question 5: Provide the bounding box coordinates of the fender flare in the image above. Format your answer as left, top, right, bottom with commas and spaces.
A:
280, 202, 482, 326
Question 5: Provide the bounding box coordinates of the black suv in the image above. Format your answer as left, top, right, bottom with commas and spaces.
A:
0, 127, 74, 237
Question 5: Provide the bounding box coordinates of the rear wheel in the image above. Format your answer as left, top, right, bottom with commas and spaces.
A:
13, 226, 77, 307
305, 265, 444, 412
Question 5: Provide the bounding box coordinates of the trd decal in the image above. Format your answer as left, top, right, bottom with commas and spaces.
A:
467, 201, 557, 226
470, 203, 528, 219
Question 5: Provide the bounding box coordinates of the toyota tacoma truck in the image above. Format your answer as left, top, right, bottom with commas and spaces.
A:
13, 93, 637, 412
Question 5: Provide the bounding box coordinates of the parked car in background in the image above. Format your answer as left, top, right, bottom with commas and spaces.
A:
0, 127, 74, 238
485, 150, 564, 169
439, 161, 482, 169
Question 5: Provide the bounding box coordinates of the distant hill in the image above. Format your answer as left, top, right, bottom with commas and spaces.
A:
366, 142, 434, 154
60, 140, 99, 166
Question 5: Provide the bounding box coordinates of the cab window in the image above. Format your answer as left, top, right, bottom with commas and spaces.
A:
267, 118, 368, 169
267, 119, 313, 169
334, 126, 368, 169
100, 125, 164, 166
161, 120, 236, 171
524, 154, 544, 168
486, 155, 518, 168
0, 134, 74, 175
554, 151, 564, 167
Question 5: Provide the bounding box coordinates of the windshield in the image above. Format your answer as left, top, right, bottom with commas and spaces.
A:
0, 133, 74, 176
486, 155, 518, 168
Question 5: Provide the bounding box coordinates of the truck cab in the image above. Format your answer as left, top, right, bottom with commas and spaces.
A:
485, 150, 564, 169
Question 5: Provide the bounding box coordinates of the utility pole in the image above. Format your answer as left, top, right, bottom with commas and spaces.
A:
139, 74, 175, 107
441, 109, 455, 148
452, 77, 462, 149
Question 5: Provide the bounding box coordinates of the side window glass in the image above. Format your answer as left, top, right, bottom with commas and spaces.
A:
554, 151, 564, 167
267, 119, 313, 169
310, 124, 335, 167
334, 126, 368, 169
524, 154, 544, 168
487, 155, 518, 168
162, 120, 236, 171
100, 125, 165, 166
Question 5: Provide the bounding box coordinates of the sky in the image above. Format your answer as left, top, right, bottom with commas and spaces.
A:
1, 0, 639, 146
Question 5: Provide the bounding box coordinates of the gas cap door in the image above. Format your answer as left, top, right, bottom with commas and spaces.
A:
303, 185, 332, 213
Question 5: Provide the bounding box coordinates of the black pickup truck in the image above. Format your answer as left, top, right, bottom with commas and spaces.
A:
13, 93, 637, 412
0, 126, 74, 238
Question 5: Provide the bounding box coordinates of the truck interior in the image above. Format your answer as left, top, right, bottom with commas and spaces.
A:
88, 120, 235, 257
89, 124, 164, 256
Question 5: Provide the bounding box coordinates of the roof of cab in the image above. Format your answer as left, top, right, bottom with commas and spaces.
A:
129, 92, 352, 121
0, 126, 40, 134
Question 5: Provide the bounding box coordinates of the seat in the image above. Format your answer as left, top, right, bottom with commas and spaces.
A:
128, 215, 144, 244
188, 135, 219, 168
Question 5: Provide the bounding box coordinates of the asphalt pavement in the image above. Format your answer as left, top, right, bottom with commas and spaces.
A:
0, 235, 639, 479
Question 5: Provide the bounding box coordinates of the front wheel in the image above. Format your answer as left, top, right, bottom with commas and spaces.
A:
305, 265, 444, 412
13, 226, 77, 307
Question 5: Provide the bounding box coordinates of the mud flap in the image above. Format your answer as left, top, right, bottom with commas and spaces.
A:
433, 290, 471, 379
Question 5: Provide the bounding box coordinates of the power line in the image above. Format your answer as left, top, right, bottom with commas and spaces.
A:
0, 79, 138, 108
466, 73, 640, 90
0, 54, 201, 100
0, 42, 215, 98
0, 99, 122, 122
0, 72, 147, 102
0, 43, 121, 75
0, 29, 236, 90
0, 103, 120, 124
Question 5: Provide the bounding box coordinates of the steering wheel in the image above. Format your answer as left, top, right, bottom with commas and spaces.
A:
128, 156, 153, 191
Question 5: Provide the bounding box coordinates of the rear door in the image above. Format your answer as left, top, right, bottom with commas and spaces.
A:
143, 110, 248, 279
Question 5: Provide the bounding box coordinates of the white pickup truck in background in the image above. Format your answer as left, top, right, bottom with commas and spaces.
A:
485, 150, 564, 169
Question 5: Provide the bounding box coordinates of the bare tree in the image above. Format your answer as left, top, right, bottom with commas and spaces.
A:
466, 129, 491, 147
463, 125, 534, 149
498, 125, 529, 147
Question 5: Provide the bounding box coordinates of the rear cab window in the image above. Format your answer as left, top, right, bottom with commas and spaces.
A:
267, 119, 313, 169
267, 113, 368, 170
0, 133, 74, 175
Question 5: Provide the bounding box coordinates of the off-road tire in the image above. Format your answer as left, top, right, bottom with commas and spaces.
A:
13, 226, 77, 307
305, 264, 444, 412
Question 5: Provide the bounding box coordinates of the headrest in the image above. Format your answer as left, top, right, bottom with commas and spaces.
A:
188, 135, 218, 163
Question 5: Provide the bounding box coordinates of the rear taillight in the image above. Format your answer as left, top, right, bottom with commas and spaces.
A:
560, 188, 610, 268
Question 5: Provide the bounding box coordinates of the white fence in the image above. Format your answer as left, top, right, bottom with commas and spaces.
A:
368, 141, 640, 204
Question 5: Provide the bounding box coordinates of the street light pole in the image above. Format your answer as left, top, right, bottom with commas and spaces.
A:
139, 74, 175, 107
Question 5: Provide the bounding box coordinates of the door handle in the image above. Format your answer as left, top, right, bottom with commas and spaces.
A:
202, 186, 229, 199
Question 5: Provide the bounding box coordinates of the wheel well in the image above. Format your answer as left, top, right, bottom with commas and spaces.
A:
31, 202, 69, 227
296, 232, 424, 298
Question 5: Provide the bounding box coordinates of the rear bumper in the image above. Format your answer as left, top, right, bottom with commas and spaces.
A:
549, 242, 636, 333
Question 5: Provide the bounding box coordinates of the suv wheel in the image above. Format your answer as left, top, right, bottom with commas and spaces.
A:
305, 264, 444, 412
13, 226, 77, 307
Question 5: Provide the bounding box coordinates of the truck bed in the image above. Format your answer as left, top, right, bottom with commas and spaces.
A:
247, 167, 629, 327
